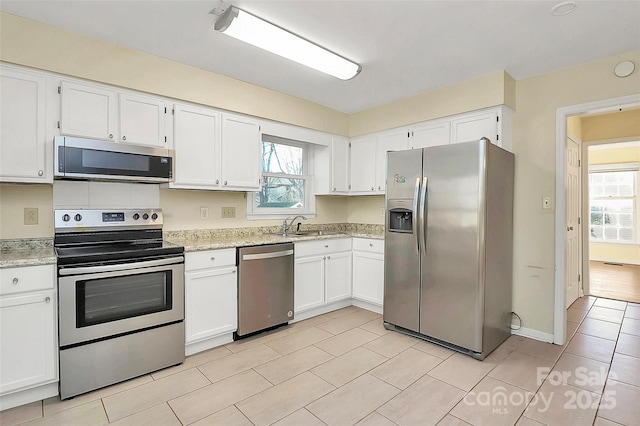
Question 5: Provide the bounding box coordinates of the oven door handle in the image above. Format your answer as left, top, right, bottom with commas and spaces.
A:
58, 256, 184, 276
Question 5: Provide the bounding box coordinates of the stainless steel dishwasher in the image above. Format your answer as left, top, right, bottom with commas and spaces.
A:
236, 243, 294, 338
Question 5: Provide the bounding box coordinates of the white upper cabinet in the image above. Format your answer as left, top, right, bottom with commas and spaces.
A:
118, 93, 167, 148
60, 80, 168, 148
60, 81, 117, 141
450, 109, 499, 145
220, 113, 261, 191
331, 137, 350, 193
0, 66, 51, 183
349, 135, 376, 193
410, 119, 450, 149
375, 129, 408, 192
171, 104, 220, 188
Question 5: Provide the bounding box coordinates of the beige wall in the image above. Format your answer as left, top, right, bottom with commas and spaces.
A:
0, 12, 349, 136
349, 71, 516, 137
511, 50, 640, 334
0, 184, 54, 239
588, 144, 640, 265
582, 109, 640, 142
347, 195, 385, 224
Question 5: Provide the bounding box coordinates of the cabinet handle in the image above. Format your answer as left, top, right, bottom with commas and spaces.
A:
224, 181, 228, 185
232, 269, 237, 274
333, 187, 336, 191
327, 255, 331, 259
210, 257, 216, 261
324, 245, 328, 248
45, 297, 51, 303
38, 170, 44, 176
216, 179, 220, 184
122, 135, 127, 141
371, 186, 374, 191
12, 277, 18, 285
369, 243, 373, 247
108, 133, 114, 139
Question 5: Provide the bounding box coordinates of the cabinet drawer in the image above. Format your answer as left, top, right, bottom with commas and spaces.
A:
352, 238, 384, 254
185, 249, 236, 272
295, 238, 352, 258
0, 265, 55, 296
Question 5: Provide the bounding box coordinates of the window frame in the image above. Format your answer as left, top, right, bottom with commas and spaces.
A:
588, 162, 639, 245
246, 134, 316, 220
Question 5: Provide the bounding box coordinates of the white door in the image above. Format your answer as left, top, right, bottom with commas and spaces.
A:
331, 137, 350, 193
410, 120, 450, 149
375, 130, 408, 192
352, 251, 384, 305
60, 81, 117, 141
173, 104, 220, 187
119, 93, 166, 147
325, 252, 352, 303
566, 136, 581, 308
451, 111, 498, 144
294, 256, 325, 312
220, 114, 261, 190
0, 68, 47, 182
349, 136, 376, 193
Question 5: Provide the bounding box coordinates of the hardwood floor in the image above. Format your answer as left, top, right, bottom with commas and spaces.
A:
590, 260, 640, 303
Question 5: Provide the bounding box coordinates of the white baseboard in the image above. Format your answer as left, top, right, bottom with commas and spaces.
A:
291, 299, 353, 322
511, 326, 554, 343
185, 333, 234, 356
352, 299, 383, 314
0, 382, 58, 411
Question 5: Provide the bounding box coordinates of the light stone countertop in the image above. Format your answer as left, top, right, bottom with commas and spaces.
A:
0, 224, 384, 268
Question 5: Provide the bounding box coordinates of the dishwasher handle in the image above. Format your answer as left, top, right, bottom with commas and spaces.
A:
242, 249, 294, 261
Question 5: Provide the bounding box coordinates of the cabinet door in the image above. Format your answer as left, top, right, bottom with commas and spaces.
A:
325, 251, 352, 303
349, 136, 376, 193
352, 251, 384, 306
450, 111, 498, 145
60, 81, 117, 141
185, 267, 237, 343
220, 114, 261, 190
331, 137, 349, 193
173, 104, 220, 188
375, 129, 408, 192
0, 291, 57, 395
411, 120, 450, 149
294, 256, 325, 313
119, 93, 166, 147
0, 68, 48, 182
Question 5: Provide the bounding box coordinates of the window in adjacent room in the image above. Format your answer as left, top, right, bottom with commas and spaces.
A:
247, 134, 315, 218
589, 164, 638, 243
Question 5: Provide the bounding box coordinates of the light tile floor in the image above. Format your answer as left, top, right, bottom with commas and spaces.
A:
2, 299, 639, 426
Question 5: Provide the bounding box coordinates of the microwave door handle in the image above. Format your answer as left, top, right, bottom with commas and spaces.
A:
58, 256, 184, 276
413, 177, 421, 253
419, 177, 428, 253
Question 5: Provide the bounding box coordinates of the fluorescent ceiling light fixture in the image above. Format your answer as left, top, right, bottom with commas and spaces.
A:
214, 6, 361, 80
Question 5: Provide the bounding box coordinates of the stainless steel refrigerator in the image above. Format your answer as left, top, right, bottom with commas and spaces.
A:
383, 138, 514, 360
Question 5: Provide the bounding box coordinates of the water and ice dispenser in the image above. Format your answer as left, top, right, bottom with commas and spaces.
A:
388, 209, 413, 233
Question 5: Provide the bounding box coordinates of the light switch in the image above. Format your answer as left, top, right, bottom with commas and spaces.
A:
200, 207, 209, 220
542, 196, 552, 210
221, 207, 236, 218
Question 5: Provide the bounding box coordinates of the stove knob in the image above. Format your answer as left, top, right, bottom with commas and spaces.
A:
74, 214, 82, 222
133, 213, 140, 220
142, 213, 149, 220
151, 213, 158, 221
62, 214, 70, 222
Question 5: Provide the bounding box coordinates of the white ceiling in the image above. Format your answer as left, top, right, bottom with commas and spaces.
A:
1, 0, 639, 114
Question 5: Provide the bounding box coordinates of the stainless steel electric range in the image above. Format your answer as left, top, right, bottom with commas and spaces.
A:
54, 209, 185, 399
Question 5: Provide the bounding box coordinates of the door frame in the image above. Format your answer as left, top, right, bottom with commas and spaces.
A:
554, 94, 640, 345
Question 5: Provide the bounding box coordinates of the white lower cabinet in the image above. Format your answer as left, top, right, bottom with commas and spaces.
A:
184, 249, 237, 355
352, 238, 384, 308
0, 265, 58, 410
294, 239, 352, 315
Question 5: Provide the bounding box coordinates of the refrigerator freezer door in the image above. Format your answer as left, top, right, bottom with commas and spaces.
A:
384, 149, 423, 332
420, 141, 485, 351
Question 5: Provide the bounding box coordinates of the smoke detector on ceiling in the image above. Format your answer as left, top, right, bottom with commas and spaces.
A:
551, 1, 577, 16
614, 61, 635, 78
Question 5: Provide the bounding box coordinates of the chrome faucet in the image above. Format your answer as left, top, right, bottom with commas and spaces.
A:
282, 215, 307, 235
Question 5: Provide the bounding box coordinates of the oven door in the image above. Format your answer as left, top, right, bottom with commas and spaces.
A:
58, 256, 184, 347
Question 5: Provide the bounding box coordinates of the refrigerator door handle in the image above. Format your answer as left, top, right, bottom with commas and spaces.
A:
419, 177, 428, 252
413, 177, 421, 252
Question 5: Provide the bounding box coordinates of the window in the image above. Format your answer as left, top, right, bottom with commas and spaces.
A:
247, 135, 315, 218
589, 164, 638, 243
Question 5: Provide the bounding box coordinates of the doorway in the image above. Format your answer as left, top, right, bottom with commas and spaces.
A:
554, 94, 640, 345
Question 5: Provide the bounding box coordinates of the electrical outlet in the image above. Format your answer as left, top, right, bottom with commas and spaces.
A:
542, 196, 552, 210
24, 207, 38, 225
200, 207, 209, 220
221, 206, 236, 218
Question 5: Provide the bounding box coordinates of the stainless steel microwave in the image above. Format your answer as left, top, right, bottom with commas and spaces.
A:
54, 136, 174, 183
